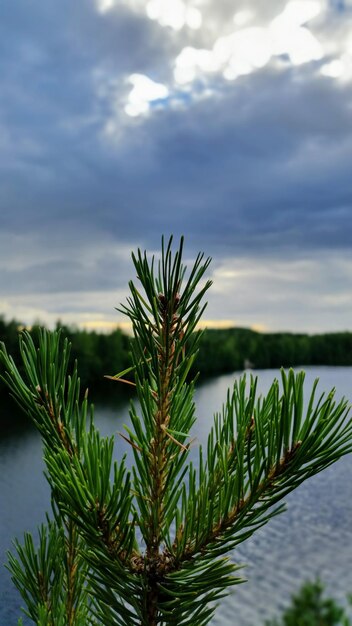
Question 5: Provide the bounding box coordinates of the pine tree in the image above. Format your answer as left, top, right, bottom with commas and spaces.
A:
265, 579, 351, 626
1, 237, 351, 626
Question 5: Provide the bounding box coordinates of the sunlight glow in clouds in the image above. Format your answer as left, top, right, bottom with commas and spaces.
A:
233, 9, 255, 28
215, 28, 273, 81
96, 0, 116, 13
174, 1, 324, 85
269, 0, 323, 64
96, 0, 149, 14
146, 0, 202, 30
96, 0, 203, 28
174, 47, 220, 84
273, 1, 322, 27
124, 74, 169, 117
321, 58, 345, 78
320, 54, 352, 80
114, 0, 351, 119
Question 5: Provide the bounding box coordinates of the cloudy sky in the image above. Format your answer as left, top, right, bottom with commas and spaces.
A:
1, 0, 352, 334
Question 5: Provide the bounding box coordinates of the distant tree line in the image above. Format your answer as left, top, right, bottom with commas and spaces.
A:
1, 316, 352, 403
0, 317, 131, 404
195, 327, 352, 376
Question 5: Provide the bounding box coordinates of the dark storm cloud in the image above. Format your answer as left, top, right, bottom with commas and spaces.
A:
0, 257, 124, 296
0, 0, 173, 232
90, 67, 352, 261
1, 0, 352, 330
1, 1, 351, 254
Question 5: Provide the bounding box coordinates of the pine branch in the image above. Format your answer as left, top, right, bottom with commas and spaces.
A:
172, 371, 351, 564
1, 237, 352, 626
0, 332, 118, 624
118, 237, 212, 623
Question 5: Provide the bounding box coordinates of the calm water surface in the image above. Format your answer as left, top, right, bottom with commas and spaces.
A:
1, 367, 352, 625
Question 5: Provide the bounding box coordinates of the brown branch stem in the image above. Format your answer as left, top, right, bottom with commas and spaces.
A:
144, 294, 181, 625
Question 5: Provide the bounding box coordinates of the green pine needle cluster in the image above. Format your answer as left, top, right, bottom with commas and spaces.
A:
1, 237, 351, 626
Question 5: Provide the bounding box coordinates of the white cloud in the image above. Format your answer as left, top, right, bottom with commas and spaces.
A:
185, 6, 202, 30
174, 47, 220, 84
269, 2, 324, 64
320, 54, 352, 80
272, 24, 323, 64
95, 0, 149, 14
95, 0, 203, 29
216, 28, 273, 79
174, 11, 323, 87
272, 1, 323, 28
146, 0, 202, 30
233, 9, 255, 27
173, 27, 274, 85
320, 58, 345, 77
125, 74, 169, 117
95, 0, 351, 122
95, 0, 117, 13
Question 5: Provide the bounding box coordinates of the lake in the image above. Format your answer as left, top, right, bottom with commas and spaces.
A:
1, 366, 352, 625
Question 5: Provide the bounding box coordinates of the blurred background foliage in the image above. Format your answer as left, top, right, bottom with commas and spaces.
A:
266, 579, 352, 626
1, 316, 352, 404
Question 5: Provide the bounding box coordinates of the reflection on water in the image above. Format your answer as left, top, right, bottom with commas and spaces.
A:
1, 367, 352, 625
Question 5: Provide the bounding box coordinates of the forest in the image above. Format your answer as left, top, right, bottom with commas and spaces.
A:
1, 315, 352, 404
